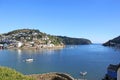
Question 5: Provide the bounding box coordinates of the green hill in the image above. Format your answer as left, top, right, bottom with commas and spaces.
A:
0, 29, 91, 46
2, 29, 63, 46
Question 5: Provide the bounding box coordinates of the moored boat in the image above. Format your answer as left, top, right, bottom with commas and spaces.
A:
25, 58, 33, 62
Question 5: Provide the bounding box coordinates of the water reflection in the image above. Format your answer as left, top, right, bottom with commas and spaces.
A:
15, 48, 63, 55
14, 48, 63, 63
17, 49, 22, 62
18, 49, 22, 54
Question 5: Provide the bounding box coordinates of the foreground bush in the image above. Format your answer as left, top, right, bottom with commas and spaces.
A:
0, 66, 34, 80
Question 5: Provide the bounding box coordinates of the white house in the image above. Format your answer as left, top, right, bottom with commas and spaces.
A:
0, 44, 3, 49
18, 42, 23, 48
48, 44, 55, 47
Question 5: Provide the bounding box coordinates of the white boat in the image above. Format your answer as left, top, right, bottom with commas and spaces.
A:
25, 58, 33, 62
80, 72, 87, 76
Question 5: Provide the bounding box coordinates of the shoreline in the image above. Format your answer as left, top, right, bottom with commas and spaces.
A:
6, 45, 65, 51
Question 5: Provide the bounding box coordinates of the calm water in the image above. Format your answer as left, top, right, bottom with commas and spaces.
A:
0, 44, 120, 80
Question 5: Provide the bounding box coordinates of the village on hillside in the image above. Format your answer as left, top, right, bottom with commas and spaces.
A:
0, 29, 64, 49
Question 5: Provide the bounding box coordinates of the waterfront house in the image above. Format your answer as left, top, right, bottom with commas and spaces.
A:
17, 42, 23, 48
30, 42, 35, 47
0, 44, 4, 49
47, 43, 55, 47
104, 64, 120, 80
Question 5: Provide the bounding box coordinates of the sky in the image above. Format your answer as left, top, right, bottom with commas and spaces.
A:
0, 0, 120, 43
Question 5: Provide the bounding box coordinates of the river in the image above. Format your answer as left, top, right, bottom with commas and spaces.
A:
0, 44, 120, 80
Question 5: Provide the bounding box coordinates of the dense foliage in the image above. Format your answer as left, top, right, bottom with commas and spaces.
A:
58, 36, 91, 45
0, 67, 34, 80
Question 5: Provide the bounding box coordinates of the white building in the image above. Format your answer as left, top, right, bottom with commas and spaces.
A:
18, 42, 23, 48
48, 44, 55, 47
0, 44, 3, 49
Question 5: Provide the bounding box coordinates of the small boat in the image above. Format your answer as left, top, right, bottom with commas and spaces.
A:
80, 72, 87, 76
25, 58, 33, 62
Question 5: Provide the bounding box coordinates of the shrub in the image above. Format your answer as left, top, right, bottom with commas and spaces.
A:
0, 66, 34, 80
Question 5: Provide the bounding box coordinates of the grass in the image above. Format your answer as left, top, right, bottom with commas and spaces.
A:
0, 66, 35, 80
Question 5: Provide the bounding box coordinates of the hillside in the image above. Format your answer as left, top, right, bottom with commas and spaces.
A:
58, 36, 91, 45
0, 29, 91, 49
103, 36, 120, 47
0, 29, 63, 49
3, 29, 62, 45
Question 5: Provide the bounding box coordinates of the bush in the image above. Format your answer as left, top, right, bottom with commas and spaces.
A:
0, 66, 34, 80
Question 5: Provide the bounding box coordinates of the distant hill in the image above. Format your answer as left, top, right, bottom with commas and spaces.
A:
103, 36, 120, 47
58, 36, 91, 45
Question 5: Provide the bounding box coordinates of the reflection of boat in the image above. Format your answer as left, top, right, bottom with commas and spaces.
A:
80, 72, 87, 76
25, 58, 33, 62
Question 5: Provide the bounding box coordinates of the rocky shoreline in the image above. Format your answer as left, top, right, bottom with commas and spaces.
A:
28, 72, 74, 80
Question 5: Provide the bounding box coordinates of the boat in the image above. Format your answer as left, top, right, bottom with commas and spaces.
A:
25, 58, 34, 62
80, 72, 87, 76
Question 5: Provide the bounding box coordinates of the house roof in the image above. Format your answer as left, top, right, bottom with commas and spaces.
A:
107, 64, 120, 72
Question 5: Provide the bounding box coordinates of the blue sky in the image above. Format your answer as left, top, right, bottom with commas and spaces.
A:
0, 0, 120, 43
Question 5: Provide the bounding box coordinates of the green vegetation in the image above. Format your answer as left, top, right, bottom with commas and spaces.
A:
48, 35, 63, 45
4, 29, 40, 35
58, 36, 91, 45
0, 66, 34, 80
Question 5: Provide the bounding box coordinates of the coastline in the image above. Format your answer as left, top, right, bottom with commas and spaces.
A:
7, 45, 65, 51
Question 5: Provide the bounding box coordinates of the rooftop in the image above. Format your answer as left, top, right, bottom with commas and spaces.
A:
107, 64, 120, 72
